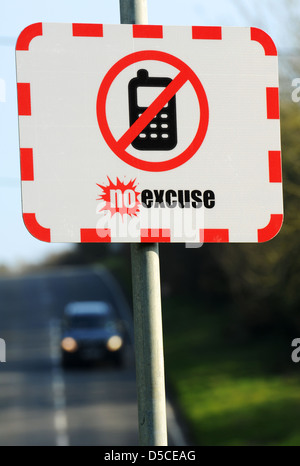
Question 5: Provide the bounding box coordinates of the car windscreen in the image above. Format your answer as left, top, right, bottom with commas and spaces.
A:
67, 314, 113, 329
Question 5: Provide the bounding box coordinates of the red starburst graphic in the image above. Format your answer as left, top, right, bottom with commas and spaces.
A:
97, 177, 140, 218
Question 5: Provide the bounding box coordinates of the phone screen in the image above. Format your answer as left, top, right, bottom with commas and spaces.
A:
137, 87, 167, 108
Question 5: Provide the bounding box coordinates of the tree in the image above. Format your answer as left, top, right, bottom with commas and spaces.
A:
209, 102, 300, 332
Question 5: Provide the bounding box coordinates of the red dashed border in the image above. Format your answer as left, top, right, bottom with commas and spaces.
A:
268, 151, 282, 183
192, 26, 222, 40
132, 25, 163, 39
17, 23, 282, 244
257, 214, 283, 242
72, 23, 103, 37
23, 213, 51, 242
250, 27, 277, 56
81, 228, 111, 242
141, 229, 171, 243
16, 23, 43, 51
20, 148, 34, 181
200, 229, 229, 243
266, 87, 280, 119
17, 83, 31, 116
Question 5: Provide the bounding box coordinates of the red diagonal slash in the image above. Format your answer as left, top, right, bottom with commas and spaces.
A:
117, 71, 188, 151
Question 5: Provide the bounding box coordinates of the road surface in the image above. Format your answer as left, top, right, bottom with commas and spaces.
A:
0, 266, 186, 446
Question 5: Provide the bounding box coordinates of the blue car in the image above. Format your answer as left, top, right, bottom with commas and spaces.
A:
61, 301, 124, 367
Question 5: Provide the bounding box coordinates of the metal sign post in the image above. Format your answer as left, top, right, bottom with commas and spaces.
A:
130, 243, 168, 445
119, 0, 168, 446
119, 0, 148, 25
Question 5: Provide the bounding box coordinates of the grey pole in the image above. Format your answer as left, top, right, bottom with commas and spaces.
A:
119, 0, 148, 24
119, 0, 168, 446
130, 244, 168, 446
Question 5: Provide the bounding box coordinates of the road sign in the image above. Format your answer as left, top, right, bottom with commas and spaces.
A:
16, 23, 283, 244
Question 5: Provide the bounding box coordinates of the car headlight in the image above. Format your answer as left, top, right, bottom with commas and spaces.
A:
61, 337, 78, 353
106, 335, 123, 352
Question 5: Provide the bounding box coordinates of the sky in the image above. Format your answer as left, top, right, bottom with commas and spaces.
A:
0, 0, 299, 268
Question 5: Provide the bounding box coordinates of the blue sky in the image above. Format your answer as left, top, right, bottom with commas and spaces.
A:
0, 0, 298, 267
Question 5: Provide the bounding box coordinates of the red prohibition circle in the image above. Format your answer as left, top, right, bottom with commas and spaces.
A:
96, 50, 209, 172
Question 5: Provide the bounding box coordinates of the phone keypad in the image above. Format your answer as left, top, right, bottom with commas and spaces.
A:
134, 109, 176, 150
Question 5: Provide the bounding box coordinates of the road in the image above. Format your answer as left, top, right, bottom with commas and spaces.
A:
0, 266, 139, 446
0, 266, 186, 446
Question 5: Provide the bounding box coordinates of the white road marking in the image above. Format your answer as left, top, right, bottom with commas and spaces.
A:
49, 319, 69, 447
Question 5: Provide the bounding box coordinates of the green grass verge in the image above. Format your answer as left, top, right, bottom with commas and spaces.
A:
162, 296, 300, 446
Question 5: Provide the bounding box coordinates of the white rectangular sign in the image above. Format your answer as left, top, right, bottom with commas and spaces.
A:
16, 23, 283, 244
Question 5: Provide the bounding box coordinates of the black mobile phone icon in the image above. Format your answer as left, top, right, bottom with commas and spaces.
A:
128, 69, 177, 151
